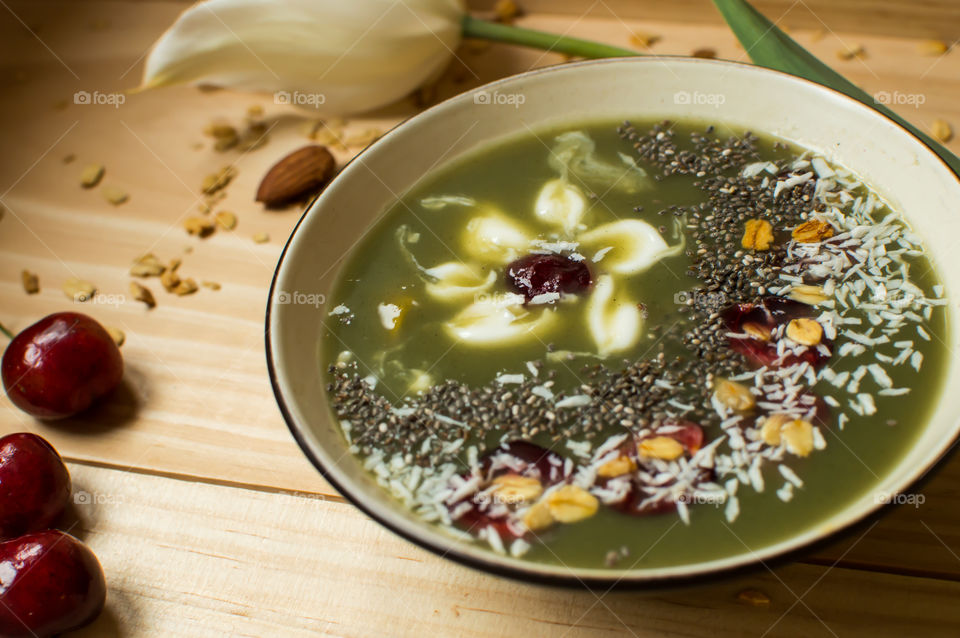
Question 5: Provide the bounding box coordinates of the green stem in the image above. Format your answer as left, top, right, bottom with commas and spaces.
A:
713, 0, 960, 175
462, 15, 640, 59
0, 323, 13, 340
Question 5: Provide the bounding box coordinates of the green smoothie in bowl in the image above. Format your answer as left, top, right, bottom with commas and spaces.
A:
320, 119, 947, 569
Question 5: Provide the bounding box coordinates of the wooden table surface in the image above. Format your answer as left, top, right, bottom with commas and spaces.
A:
2, 2, 960, 636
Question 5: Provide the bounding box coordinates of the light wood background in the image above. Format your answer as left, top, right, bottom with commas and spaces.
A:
1, 1, 959, 635
470, 0, 960, 39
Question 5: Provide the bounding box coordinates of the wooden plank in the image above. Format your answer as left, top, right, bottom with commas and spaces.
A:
1, 1, 960, 580
59, 462, 960, 637
469, 0, 960, 40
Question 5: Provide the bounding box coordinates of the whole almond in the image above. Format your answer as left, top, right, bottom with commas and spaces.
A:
256, 145, 336, 208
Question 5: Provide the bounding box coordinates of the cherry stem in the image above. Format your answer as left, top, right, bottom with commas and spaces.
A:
0, 323, 13, 340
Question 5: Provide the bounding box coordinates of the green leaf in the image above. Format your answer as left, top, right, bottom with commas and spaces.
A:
713, 0, 960, 175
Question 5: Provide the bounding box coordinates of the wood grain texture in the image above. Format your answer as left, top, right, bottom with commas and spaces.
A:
63, 462, 960, 637
469, 0, 960, 40
0, 5, 959, 631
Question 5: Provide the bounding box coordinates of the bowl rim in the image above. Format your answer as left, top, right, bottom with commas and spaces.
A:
266, 55, 960, 587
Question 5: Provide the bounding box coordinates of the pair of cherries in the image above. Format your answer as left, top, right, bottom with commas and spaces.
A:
0, 433, 106, 637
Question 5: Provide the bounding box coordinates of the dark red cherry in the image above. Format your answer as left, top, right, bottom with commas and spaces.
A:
1, 312, 123, 419
720, 296, 814, 332
721, 296, 831, 369
0, 433, 71, 540
762, 296, 817, 323
453, 503, 521, 540
479, 440, 567, 484
727, 336, 831, 369
720, 301, 770, 333
602, 422, 710, 518
621, 421, 705, 461
611, 465, 716, 518
506, 254, 592, 301
0, 530, 106, 637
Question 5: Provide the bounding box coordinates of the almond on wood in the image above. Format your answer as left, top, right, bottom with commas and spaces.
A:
256, 145, 336, 208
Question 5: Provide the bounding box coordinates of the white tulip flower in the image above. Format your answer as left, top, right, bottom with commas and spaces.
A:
139, 0, 638, 115
141, 0, 466, 114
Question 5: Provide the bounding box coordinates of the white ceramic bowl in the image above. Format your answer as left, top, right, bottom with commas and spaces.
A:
267, 57, 960, 585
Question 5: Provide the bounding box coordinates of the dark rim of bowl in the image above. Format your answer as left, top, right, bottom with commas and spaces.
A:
265, 56, 960, 588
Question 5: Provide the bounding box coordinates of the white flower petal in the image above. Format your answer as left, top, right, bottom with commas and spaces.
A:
534, 179, 586, 232
461, 212, 531, 264
586, 275, 643, 356
423, 262, 496, 302
142, 0, 464, 115
579, 219, 675, 274
445, 296, 556, 346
